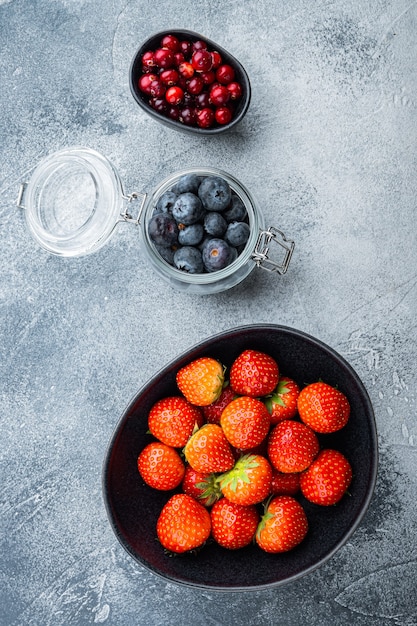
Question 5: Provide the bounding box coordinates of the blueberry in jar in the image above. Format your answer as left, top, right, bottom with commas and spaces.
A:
172, 192, 205, 225
224, 193, 248, 222
198, 176, 232, 212
224, 221, 250, 247
172, 173, 201, 195
204, 212, 227, 237
174, 246, 204, 273
178, 223, 204, 246
202, 238, 235, 272
148, 213, 179, 247
156, 190, 178, 214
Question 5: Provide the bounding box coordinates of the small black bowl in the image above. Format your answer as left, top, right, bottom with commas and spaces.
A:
129, 29, 251, 135
103, 325, 378, 591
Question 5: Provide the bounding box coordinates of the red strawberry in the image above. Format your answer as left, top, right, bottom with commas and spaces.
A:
220, 396, 270, 450
210, 498, 260, 549
156, 493, 211, 554
265, 376, 300, 424
297, 381, 350, 433
202, 385, 236, 424
176, 357, 225, 406
300, 449, 353, 506
256, 495, 308, 553
230, 349, 279, 397
181, 465, 222, 506
137, 442, 185, 490
184, 423, 235, 474
219, 454, 272, 506
271, 469, 301, 496
267, 420, 320, 473
148, 396, 203, 448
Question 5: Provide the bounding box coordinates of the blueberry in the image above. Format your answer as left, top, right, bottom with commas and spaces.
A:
224, 193, 248, 222
225, 221, 250, 247
156, 191, 178, 214
202, 238, 234, 272
155, 245, 175, 265
148, 213, 179, 247
172, 173, 201, 195
178, 223, 204, 246
172, 192, 205, 225
204, 212, 227, 237
198, 176, 232, 212
174, 246, 204, 273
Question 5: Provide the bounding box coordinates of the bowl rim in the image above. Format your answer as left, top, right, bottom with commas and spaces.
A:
102, 324, 379, 591
129, 28, 252, 135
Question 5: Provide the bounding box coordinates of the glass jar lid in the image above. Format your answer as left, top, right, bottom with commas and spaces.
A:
18, 147, 126, 257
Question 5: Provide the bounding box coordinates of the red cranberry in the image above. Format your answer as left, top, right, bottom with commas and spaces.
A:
195, 92, 211, 108
168, 106, 181, 121
210, 84, 230, 106
178, 61, 194, 79
196, 107, 215, 128
183, 91, 195, 105
187, 76, 204, 95
165, 85, 184, 105
200, 70, 216, 85
138, 73, 158, 94
192, 40, 207, 51
211, 51, 222, 68
226, 81, 243, 99
150, 97, 168, 113
215, 105, 233, 125
161, 34, 180, 52
180, 105, 196, 125
160, 69, 179, 85
154, 48, 175, 68
191, 49, 213, 72
149, 79, 166, 98
173, 52, 185, 65
216, 64, 235, 84
142, 50, 155, 68
180, 40, 192, 57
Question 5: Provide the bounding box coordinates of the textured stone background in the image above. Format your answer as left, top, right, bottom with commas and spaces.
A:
1, 0, 416, 624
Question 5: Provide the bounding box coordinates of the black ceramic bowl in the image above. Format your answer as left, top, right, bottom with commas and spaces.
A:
103, 325, 378, 591
129, 29, 251, 135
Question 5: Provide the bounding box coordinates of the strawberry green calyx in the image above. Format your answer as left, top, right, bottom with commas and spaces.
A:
219, 454, 260, 493
196, 474, 223, 507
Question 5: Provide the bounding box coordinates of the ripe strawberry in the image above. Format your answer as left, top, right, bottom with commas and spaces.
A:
137, 442, 185, 490
300, 449, 353, 506
256, 495, 308, 553
202, 384, 236, 424
264, 376, 300, 424
176, 357, 225, 406
220, 396, 270, 450
210, 498, 260, 549
184, 423, 235, 473
156, 493, 211, 554
219, 454, 272, 506
267, 420, 320, 473
147, 396, 203, 448
230, 349, 279, 397
297, 381, 350, 433
271, 469, 301, 496
181, 465, 222, 506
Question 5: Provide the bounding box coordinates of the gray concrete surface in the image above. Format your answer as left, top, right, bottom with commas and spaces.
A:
1, 0, 417, 624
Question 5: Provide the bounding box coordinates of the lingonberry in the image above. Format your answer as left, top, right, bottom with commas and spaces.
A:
191, 49, 213, 72
161, 34, 180, 52
166, 85, 184, 105
216, 64, 235, 84
154, 48, 175, 68
196, 107, 215, 129
210, 84, 230, 106
215, 105, 233, 125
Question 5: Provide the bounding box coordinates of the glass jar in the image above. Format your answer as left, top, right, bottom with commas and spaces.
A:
17, 147, 294, 294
